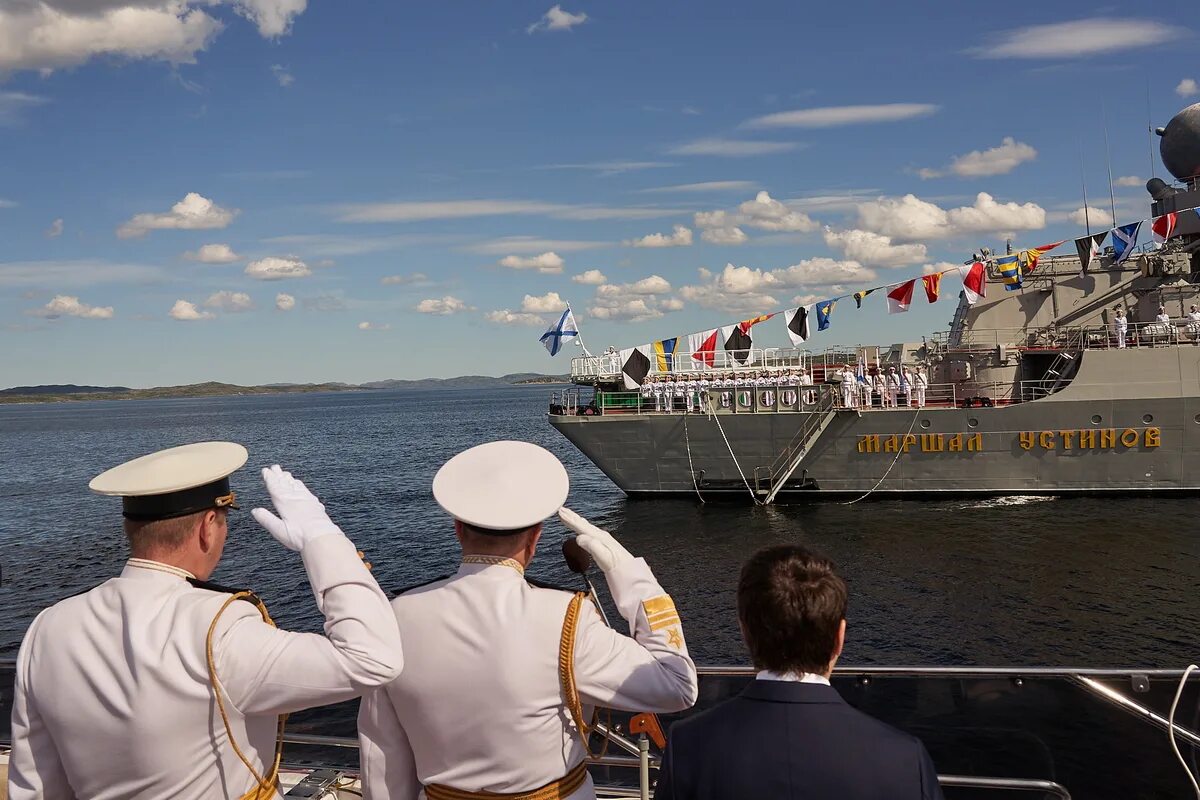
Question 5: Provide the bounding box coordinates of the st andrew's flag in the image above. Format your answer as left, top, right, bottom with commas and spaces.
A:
540, 308, 578, 356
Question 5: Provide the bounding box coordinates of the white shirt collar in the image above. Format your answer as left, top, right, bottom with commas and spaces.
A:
755, 670, 831, 686
124, 558, 196, 581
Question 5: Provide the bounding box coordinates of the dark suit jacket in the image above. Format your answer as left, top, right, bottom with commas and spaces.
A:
655, 679, 944, 800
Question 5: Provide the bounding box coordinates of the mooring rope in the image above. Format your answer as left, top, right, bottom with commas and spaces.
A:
682, 411, 705, 504
710, 404, 761, 505
841, 407, 922, 506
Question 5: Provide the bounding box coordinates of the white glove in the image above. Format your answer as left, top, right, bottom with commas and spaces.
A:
558, 507, 634, 574
251, 465, 345, 552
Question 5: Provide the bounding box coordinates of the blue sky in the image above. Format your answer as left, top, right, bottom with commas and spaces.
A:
1, 1, 1195, 387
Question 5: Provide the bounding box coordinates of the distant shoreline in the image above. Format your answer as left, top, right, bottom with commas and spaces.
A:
0, 375, 571, 405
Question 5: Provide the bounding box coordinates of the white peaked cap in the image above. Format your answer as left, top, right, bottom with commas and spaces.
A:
433, 440, 569, 531
90, 441, 248, 496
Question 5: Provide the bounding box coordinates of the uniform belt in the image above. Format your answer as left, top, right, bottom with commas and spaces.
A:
424, 761, 588, 800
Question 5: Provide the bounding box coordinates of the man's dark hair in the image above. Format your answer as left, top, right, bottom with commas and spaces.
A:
737, 545, 848, 675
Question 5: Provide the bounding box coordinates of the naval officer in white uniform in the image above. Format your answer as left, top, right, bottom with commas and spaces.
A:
357, 440, 698, 800
8, 442, 404, 800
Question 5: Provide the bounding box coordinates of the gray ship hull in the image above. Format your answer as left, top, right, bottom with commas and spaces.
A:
550, 347, 1200, 499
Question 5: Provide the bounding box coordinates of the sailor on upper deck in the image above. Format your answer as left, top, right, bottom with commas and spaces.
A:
357, 441, 698, 800
7, 443, 403, 800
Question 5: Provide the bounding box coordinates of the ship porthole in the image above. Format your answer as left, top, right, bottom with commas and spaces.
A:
1195, 414, 1200, 424
920, 419, 931, 429
1142, 413, 1154, 424
1091, 414, 1102, 425
967, 418, 978, 428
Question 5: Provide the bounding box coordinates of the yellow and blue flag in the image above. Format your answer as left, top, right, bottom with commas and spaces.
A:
996, 255, 1022, 291
816, 299, 836, 331
652, 337, 677, 372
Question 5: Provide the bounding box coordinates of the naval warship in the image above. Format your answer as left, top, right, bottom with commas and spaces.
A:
549, 104, 1200, 503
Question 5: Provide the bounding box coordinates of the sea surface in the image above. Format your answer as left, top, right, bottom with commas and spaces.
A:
2, 385, 1199, 670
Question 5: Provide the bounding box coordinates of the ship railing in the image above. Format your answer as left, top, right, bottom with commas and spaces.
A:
929, 319, 1200, 352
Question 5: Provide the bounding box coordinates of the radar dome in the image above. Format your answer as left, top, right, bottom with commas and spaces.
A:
1160, 103, 1200, 180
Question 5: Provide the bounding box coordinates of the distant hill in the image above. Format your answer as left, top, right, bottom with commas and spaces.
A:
0, 381, 362, 404
0, 374, 570, 404
0, 384, 130, 396
360, 373, 567, 390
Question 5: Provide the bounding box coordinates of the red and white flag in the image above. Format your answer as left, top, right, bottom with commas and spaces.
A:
688, 328, 719, 368
957, 261, 987, 305
886, 279, 916, 314
1152, 212, 1177, 243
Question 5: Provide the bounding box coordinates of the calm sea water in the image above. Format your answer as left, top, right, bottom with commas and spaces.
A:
1, 385, 1198, 670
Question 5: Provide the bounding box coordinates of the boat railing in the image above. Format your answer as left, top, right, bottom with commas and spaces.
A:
549, 380, 1034, 417
571, 347, 815, 381
929, 318, 1200, 352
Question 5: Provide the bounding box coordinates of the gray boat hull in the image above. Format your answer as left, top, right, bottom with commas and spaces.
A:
550, 347, 1200, 499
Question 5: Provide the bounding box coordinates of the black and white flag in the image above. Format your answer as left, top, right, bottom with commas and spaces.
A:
619, 346, 652, 390
1075, 232, 1106, 274
783, 306, 811, 346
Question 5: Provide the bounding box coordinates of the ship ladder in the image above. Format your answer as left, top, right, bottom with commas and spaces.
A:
1040, 350, 1080, 398
761, 392, 839, 505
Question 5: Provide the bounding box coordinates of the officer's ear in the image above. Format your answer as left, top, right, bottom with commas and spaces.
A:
197, 509, 221, 553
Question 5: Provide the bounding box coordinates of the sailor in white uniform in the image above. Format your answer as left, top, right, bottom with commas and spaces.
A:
1114, 307, 1128, 349
357, 441, 698, 800
912, 366, 929, 408
884, 367, 901, 408
8, 442, 403, 800
839, 365, 856, 409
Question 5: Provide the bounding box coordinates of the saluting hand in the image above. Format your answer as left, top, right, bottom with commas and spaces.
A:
558, 507, 634, 573
252, 465, 345, 551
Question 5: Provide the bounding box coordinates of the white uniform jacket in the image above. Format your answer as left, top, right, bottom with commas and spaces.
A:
358, 557, 698, 800
8, 534, 403, 800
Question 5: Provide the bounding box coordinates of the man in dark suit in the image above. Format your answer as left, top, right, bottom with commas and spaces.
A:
655, 545, 943, 800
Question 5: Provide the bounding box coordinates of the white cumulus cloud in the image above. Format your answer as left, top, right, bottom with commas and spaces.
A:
1114, 175, 1142, 187
270, 63, 294, 86
169, 299, 214, 321
701, 226, 748, 245
572, 269, 607, 285
45, 218, 63, 238
245, 256, 310, 280
921, 137, 1038, 178
822, 227, 927, 267
527, 4, 587, 34
627, 225, 693, 248
521, 292, 567, 313
588, 275, 678, 321
1068, 206, 1114, 227
275, 293, 295, 311
485, 309, 548, 326
856, 192, 1045, 242
742, 103, 939, 129
1177, 79, 1199, 98
498, 251, 564, 274
204, 290, 253, 312
416, 296, 473, 315
358, 321, 391, 331
973, 18, 1181, 59
117, 192, 237, 239
678, 259, 877, 313
0, 1, 307, 74
184, 243, 240, 263
32, 295, 114, 319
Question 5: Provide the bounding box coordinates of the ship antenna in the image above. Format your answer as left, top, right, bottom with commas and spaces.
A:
1080, 146, 1092, 236
1146, 80, 1156, 180
1102, 103, 1118, 224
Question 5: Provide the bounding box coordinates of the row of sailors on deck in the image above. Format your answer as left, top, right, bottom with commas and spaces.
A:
9, 441, 942, 800
834, 365, 929, 410
1112, 304, 1200, 348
